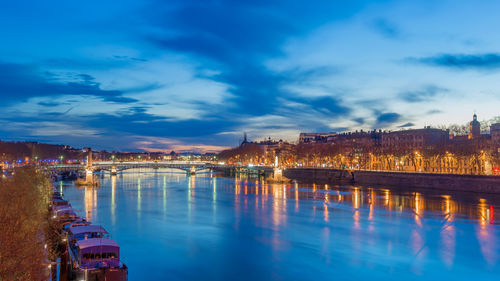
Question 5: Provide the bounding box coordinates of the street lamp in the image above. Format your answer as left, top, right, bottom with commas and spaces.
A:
59, 155, 64, 164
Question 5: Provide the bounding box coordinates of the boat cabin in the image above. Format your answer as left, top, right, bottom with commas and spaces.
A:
55, 208, 77, 217
68, 225, 109, 247
54, 208, 80, 227
63, 220, 90, 232
75, 238, 121, 269
52, 198, 69, 206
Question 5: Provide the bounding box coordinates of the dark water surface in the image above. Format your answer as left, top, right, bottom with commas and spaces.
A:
59, 169, 500, 280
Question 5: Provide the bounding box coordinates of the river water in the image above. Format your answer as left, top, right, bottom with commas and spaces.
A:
59, 169, 500, 280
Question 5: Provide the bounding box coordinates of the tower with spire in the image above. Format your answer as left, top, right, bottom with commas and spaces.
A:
240, 132, 249, 146
469, 113, 481, 139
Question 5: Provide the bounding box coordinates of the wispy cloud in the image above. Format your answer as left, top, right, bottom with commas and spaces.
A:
0, 62, 137, 105
145, 0, 366, 116
398, 122, 415, 128
135, 137, 231, 153
370, 18, 400, 39
375, 112, 401, 128
399, 85, 448, 103
411, 53, 500, 70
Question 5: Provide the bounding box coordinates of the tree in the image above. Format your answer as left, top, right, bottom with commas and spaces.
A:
0, 167, 52, 280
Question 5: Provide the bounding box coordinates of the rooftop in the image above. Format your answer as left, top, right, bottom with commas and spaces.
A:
76, 238, 119, 250
69, 225, 108, 236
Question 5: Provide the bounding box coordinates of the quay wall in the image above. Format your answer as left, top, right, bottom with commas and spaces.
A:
284, 168, 500, 193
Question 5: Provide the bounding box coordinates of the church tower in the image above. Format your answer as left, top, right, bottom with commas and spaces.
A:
469, 113, 480, 139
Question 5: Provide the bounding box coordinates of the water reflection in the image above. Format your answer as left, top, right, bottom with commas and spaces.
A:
61, 171, 500, 281
111, 175, 116, 225
270, 184, 287, 228
137, 177, 141, 214
163, 175, 167, 216
294, 182, 299, 211
440, 195, 456, 267
323, 184, 329, 222
477, 199, 498, 265
84, 186, 97, 223
188, 175, 195, 221
414, 192, 423, 227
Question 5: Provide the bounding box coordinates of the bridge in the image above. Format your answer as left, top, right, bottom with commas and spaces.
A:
2, 160, 277, 177
95, 161, 220, 174
1, 148, 280, 179
38, 161, 221, 175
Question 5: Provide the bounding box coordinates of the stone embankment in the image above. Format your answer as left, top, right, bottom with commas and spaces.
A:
284, 168, 500, 193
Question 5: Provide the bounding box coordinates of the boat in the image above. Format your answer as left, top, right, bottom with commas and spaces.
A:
53, 208, 81, 229
68, 238, 128, 281
50, 188, 128, 280
63, 220, 91, 232
67, 225, 109, 248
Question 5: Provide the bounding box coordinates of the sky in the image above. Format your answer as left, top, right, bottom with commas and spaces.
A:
1, 0, 500, 153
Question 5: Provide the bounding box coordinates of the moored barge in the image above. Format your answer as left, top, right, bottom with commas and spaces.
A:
50, 187, 128, 280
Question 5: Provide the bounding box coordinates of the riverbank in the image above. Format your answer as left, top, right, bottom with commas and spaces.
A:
0, 167, 54, 280
284, 168, 500, 193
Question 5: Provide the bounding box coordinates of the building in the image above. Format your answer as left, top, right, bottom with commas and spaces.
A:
293, 113, 500, 174
381, 127, 449, 150
469, 113, 481, 139
299, 132, 336, 143
491, 123, 500, 147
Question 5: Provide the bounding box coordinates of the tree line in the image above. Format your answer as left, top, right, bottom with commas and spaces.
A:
0, 140, 84, 161
219, 140, 500, 175
0, 167, 53, 280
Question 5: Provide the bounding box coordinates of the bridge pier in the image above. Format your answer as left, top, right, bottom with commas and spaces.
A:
273, 167, 283, 179
85, 168, 94, 182
110, 165, 118, 175
188, 165, 196, 175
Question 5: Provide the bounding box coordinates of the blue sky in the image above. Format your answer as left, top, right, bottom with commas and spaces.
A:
1, 0, 500, 152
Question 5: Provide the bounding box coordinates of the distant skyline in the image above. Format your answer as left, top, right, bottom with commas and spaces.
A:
1, 0, 500, 153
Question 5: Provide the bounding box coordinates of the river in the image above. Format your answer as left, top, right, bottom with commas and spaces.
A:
59, 169, 500, 280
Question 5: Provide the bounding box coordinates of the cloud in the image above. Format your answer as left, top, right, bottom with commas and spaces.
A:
371, 18, 400, 39
0, 62, 137, 105
37, 101, 61, 107
1, 1, 431, 151
145, 0, 367, 116
411, 53, 500, 70
427, 109, 442, 115
0, 103, 242, 151
81, 106, 240, 139
290, 96, 351, 115
399, 85, 448, 103
0, 120, 100, 137
375, 112, 401, 127
134, 137, 231, 154
353, 117, 365, 124
398, 122, 415, 128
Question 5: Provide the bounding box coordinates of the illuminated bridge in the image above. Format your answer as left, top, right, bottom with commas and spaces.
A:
39, 161, 222, 175
3, 159, 276, 177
